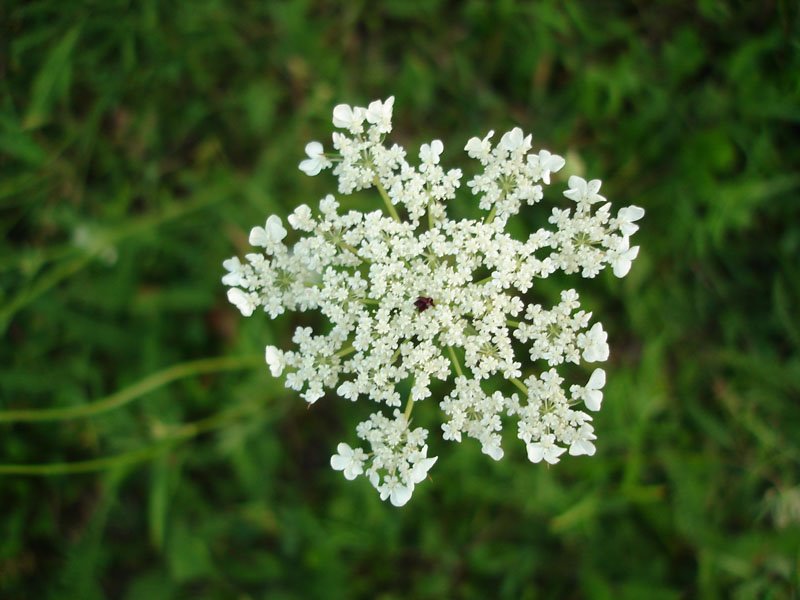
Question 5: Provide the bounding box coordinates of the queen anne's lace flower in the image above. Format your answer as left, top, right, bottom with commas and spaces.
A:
223, 97, 644, 506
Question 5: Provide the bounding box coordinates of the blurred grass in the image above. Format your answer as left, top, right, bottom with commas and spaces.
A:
1, 0, 799, 598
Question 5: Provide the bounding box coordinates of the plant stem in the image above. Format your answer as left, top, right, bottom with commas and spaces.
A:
0, 254, 91, 334
337, 241, 363, 260
509, 377, 529, 396
447, 345, 464, 378
0, 182, 230, 334
374, 177, 401, 222
0, 355, 264, 423
403, 386, 415, 421
334, 346, 356, 358
0, 404, 253, 476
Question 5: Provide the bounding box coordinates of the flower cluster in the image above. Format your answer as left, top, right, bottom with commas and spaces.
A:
223, 97, 644, 506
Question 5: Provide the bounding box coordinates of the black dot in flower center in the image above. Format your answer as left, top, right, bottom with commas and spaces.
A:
414, 296, 435, 312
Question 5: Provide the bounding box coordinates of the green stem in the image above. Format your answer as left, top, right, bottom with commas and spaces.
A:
403, 386, 415, 422
0, 182, 230, 334
447, 345, 464, 378
509, 377, 529, 396
0, 254, 91, 334
483, 206, 497, 225
0, 445, 166, 476
506, 320, 521, 329
0, 355, 263, 423
374, 178, 401, 222
337, 241, 363, 260
0, 404, 252, 476
334, 345, 356, 358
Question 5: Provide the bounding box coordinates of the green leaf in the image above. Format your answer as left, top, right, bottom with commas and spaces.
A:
51, 471, 126, 600
23, 26, 81, 129
148, 454, 172, 551
0, 115, 47, 166
166, 521, 215, 583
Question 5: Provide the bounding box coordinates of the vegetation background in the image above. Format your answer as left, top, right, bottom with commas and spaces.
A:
2, 0, 799, 598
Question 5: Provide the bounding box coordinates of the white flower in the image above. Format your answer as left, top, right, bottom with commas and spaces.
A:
483, 443, 504, 461
563, 175, 606, 205
419, 139, 443, 167
381, 479, 413, 507
365, 96, 394, 133
330, 443, 366, 480
222, 97, 644, 505
499, 127, 531, 152
611, 236, 640, 278
617, 205, 645, 236
580, 322, 609, 362
287, 204, 315, 231
464, 130, 494, 162
568, 426, 597, 456
533, 150, 566, 184
527, 435, 566, 464
440, 378, 508, 458
221, 257, 244, 286
408, 447, 438, 484
299, 141, 331, 176
227, 288, 257, 317
584, 368, 606, 411
265, 345, 285, 377
249, 215, 287, 248
332, 103, 366, 133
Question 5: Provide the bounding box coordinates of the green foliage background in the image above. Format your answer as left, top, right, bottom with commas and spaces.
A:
2, 1, 799, 597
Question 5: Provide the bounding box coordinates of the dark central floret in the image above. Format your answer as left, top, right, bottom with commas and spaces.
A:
414, 296, 435, 312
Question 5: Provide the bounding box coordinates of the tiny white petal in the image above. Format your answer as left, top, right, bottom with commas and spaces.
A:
332, 104, 354, 128
527, 444, 545, 463
265, 345, 284, 377
265, 215, 287, 243
569, 439, 596, 456
409, 456, 438, 484
226, 288, 255, 317
544, 446, 566, 464
612, 245, 640, 278
568, 175, 584, 190
248, 226, 269, 247
484, 445, 504, 461
390, 485, 413, 507
618, 205, 645, 235
588, 368, 606, 390
330, 455, 349, 471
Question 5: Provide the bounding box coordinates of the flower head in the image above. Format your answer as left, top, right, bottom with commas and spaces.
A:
223, 98, 644, 505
